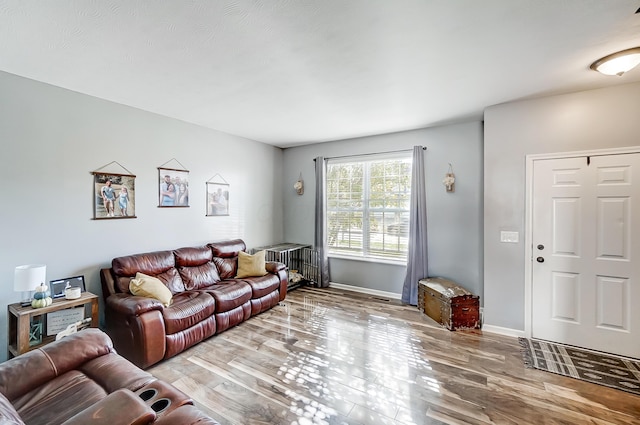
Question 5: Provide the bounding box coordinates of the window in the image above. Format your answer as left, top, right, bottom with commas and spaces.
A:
326, 153, 412, 262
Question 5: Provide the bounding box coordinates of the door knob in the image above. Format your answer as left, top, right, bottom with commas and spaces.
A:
536, 257, 544, 263
537, 244, 544, 250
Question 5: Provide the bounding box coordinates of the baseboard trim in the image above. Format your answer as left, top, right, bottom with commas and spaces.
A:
321, 284, 525, 337
328, 282, 401, 300
323, 283, 524, 337
482, 324, 526, 338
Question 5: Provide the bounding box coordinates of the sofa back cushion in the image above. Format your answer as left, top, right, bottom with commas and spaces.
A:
112, 250, 185, 294
209, 239, 247, 279
211, 258, 235, 280
209, 239, 246, 257
174, 246, 221, 289
0, 329, 114, 402
209, 239, 246, 279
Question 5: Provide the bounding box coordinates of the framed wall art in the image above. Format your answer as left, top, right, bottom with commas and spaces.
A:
158, 166, 189, 207
206, 182, 229, 216
92, 172, 136, 219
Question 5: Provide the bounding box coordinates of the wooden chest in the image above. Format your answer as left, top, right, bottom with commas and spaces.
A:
418, 277, 480, 330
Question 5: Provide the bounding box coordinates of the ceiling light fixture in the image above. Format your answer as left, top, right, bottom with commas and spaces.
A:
590, 47, 640, 76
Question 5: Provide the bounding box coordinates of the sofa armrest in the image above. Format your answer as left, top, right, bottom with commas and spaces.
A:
0, 329, 113, 401
100, 267, 118, 301
265, 261, 286, 273
104, 294, 167, 369
153, 404, 220, 425
61, 389, 156, 425
266, 261, 288, 301
107, 293, 165, 316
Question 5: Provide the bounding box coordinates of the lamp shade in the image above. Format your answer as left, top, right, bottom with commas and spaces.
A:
14, 264, 46, 292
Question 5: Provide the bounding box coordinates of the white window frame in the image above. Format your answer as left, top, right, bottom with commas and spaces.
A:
326, 152, 412, 264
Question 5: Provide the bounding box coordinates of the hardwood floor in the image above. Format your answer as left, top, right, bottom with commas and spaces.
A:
147, 287, 640, 424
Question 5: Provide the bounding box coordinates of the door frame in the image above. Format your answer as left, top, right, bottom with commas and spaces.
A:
524, 145, 640, 338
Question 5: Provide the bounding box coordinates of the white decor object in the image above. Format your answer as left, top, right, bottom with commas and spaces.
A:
442, 163, 455, 192
55, 318, 92, 341
14, 264, 46, 306
294, 173, 304, 195
65, 284, 82, 300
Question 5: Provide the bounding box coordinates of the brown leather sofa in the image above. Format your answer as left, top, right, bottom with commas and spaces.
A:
0, 329, 218, 425
100, 239, 287, 369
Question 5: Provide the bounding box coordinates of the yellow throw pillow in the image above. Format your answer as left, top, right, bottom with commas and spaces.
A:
129, 272, 173, 307
236, 250, 268, 278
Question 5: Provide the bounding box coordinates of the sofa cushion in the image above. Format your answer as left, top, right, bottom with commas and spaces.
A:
0, 393, 25, 425
0, 329, 115, 402
240, 273, 281, 298
112, 250, 185, 294
236, 250, 268, 278
175, 246, 221, 289
13, 370, 107, 425
213, 257, 238, 280
130, 273, 173, 307
210, 239, 245, 279
175, 246, 212, 266
162, 291, 216, 335
201, 281, 252, 312
209, 239, 246, 258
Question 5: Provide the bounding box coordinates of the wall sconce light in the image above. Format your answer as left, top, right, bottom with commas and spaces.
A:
294, 173, 304, 195
442, 163, 455, 193
590, 47, 640, 76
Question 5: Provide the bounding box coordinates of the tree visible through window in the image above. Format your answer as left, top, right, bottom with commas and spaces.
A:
326, 154, 412, 262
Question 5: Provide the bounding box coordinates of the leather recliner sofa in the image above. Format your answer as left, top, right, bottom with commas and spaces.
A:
100, 239, 287, 369
0, 329, 218, 425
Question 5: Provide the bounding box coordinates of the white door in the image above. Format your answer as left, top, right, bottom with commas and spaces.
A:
532, 153, 640, 358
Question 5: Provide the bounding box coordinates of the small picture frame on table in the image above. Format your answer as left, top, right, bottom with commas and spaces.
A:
50, 276, 86, 299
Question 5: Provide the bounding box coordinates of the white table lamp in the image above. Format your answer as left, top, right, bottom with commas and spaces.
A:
14, 264, 46, 306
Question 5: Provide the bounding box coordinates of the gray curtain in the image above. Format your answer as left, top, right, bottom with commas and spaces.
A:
314, 156, 330, 287
401, 146, 428, 305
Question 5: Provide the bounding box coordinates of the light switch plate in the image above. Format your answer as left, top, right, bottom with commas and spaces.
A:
500, 231, 519, 243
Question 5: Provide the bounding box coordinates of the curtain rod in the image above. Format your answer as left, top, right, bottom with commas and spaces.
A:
313, 146, 426, 161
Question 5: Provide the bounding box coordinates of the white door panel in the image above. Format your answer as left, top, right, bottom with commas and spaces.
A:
596, 276, 628, 330
532, 153, 640, 358
597, 198, 628, 259
552, 198, 581, 256
551, 272, 580, 322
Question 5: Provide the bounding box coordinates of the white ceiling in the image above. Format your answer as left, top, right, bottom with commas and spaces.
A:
1, 1, 639, 148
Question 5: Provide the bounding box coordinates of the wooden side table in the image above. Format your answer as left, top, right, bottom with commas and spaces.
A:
7, 292, 99, 358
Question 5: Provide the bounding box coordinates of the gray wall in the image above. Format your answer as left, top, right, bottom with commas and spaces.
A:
7, 65, 634, 358
282, 122, 484, 297
0, 71, 284, 361
484, 81, 640, 331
